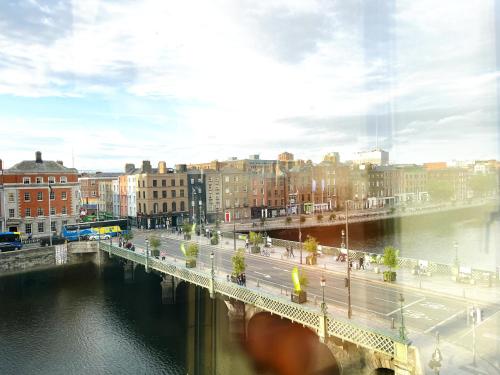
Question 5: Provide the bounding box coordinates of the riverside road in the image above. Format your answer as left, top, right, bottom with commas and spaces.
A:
128, 230, 499, 349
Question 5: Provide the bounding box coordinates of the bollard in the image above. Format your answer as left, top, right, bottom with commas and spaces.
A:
314, 295, 318, 305
391, 317, 395, 329
257, 279, 260, 287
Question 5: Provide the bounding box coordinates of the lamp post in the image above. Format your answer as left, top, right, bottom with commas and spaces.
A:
320, 275, 327, 315
399, 293, 407, 341
453, 241, 459, 267
296, 190, 303, 265
210, 251, 215, 278
145, 239, 149, 271
48, 183, 53, 246
344, 199, 352, 319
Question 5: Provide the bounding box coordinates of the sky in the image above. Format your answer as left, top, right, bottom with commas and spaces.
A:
0, 0, 499, 171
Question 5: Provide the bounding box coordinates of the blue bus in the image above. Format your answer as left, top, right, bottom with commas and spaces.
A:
0, 232, 23, 252
61, 219, 130, 241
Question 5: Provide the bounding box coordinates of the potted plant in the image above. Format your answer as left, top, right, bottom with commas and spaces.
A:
291, 267, 308, 304
316, 213, 323, 222
300, 215, 306, 224
149, 235, 161, 257
210, 231, 219, 245
183, 222, 194, 240
382, 246, 398, 282
231, 248, 246, 284
181, 242, 199, 268
285, 216, 292, 225
304, 235, 319, 265
328, 213, 336, 222
249, 231, 263, 254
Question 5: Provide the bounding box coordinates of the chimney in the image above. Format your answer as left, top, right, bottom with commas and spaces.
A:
35, 151, 42, 163
56, 160, 64, 166
142, 160, 152, 173
175, 164, 187, 173
125, 163, 135, 173
158, 161, 167, 174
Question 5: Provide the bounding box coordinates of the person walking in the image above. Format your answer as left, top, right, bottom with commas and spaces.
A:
245, 238, 249, 250
359, 256, 365, 270
290, 246, 294, 258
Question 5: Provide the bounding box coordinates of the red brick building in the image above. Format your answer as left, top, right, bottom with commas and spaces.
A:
0, 151, 79, 237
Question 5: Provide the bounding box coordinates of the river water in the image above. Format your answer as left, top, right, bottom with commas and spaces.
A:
0, 264, 254, 375
269, 205, 499, 270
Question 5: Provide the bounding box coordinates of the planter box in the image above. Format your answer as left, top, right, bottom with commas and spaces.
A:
251, 246, 261, 254
185, 259, 197, 268
383, 271, 397, 282
210, 238, 219, 245
306, 255, 317, 265
291, 291, 307, 304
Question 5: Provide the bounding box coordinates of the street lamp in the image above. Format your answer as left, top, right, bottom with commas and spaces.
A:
210, 251, 215, 278
47, 183, 53, 246
399, 293, 407, 341
344, 199, 353, 319
453, 241, 459, 266
145, 239, 149, 270
320, 275, 327, 314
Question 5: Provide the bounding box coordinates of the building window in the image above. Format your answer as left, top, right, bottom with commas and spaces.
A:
180, 179, 184, 186
37, 222, 44, 233
91, 191, 96, 197
162, 190, 167, 198
62, 206, 67, 215
172, 202, 177, 212
163, 203, 168, 212
24, 192, 30, 202
25, 223, 32, 234
171, 179, 176, 187
62, 220, 68, 226
25, 208, 31, 217
60, 176, 67, 183
50, 207, 56, 215
8, 193, 14, 203
51, 221, 56, 232
37, 207, 44, 216
153, 191, 158, 199
48, 176, 55, 184
37, 192, 43, 201
153, 180, 157, 187
191, 178, 194, 185
180, 190, 184, 198
162, 180, 166, 187
23, 177, 30, 184
142, 191, 145, 199
36, 177, 43, 184
171, 190, 176, 198
8, 209, 14, 218
50, 191, 55, 200
61, 191, 67, 200
180, 201, 185, 211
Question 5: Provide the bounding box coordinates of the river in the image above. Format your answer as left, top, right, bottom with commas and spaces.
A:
0, 264, 254, 375
269, 205, 499, 270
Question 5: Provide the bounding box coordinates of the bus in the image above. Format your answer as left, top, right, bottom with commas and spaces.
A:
61, 219, 130, 241
0, 232, 23, 252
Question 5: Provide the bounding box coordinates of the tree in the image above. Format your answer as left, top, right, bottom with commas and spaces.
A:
328, 213, 336, 222
183, 222, 194, 235
249, 231, 263, 253
211, 231, 219, 245
285, 216, 292, 225
149, 236, 161, 257
316, 214, 323, 222
427, 180, 454, 202
303, 235, 318, 257
232, 248, 246, 276
123, 232, 133, 242
383, 246, 399, 282
186, 243, 199, 260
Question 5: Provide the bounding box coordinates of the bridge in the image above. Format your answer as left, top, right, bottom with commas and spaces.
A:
99, 242, 418, 374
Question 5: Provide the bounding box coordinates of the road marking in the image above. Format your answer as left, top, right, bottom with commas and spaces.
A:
386, 297, 426, 317
254, 271, 271, 278
375, 297, 399, 304
457, 309, 500, 340
483, 333, 500, 342
272, 266, 289, 272
424, 309, 465, 334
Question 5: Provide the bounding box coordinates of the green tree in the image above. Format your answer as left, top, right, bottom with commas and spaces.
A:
285, 216, 292, 225
328, 213, 336, 221
183, 222, 194, 235
232, 248, 246, 276
303, 235, 318, 257
316, 213, 323, 222
249, 231, 263, 248
149, 236, 161, 257
123, 232, 133, 242
211, 231, 219, 245
469, 174, 497, 197
383, 246, 399, 273
186, 243, 199, 260
427, 180, 454, 202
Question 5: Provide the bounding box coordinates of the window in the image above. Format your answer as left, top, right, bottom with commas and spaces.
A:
180, 190, 184, 198
91, 191, 96, 197
162, 190, 167, 198
191, 178, 194, 184
225, 176, 229, 182
36, 177, 43, 184
163, 203, 168, 212
62, 206, 67, 215
60, 176, 67, 183
171, 190, 176, 198
8, 193, 14, 203
62, 220, 68, 226
37, 192, 43, 201
180, 179, 184, 186
24, 192, 30, 201
8, 209, 14, 218
50, 207, 56, 215
37, 222, 44, 233
180, 201, 185, 211
61, 191, 67, 200
162, 180, 166, 187
171, 202, 176, 212
48, 176, 55, 184
25, 208, 31, 217
142, 191, 145, 199
153, 191, 158, 199
142, 181, 145, 187
25, 223, 32, 234
37, 207, 43, 216
153, 180, 157, 187
51, 221, 56, 232
171, 179, 176, 186
23, 177, 30, 184
50, 191, 55, 200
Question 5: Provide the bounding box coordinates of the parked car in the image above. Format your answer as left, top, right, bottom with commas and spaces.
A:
88, 234, 110, 241
40, 235, 67, 247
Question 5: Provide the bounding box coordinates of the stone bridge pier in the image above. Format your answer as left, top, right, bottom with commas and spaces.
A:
160, 274, 180, 305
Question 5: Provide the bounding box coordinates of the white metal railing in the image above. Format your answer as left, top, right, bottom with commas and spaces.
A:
99, 242, 407, 357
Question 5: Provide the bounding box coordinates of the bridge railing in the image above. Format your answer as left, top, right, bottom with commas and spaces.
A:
99, 242, 408, 357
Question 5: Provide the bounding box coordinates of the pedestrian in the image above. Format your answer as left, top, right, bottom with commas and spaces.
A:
245, 238, 249, 250
359, 257, 364, 270
242, 273, 246, 286
290, 246, 294, 258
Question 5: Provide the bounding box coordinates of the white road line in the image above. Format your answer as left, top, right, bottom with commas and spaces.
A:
272, 266, 289, 272
386, 297, 426, 317
254, 271, 271, 278
424, 309, 465, 334
375, 297, 399, 304
482, 333, 500, 342
457, 309, 500, 340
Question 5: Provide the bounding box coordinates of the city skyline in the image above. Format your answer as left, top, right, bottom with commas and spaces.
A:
1, 0, 499, 170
